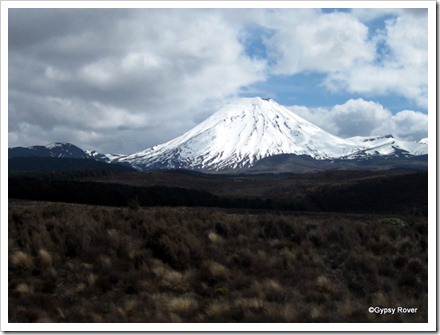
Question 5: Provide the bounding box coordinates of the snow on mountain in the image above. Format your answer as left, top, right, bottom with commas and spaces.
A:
84, 150, 125, 163
345, 135, 428, 158
46, 142, 66, 150
116, 97, 378, 171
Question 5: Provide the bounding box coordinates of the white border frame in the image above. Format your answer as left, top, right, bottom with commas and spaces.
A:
1, 1, 436, 332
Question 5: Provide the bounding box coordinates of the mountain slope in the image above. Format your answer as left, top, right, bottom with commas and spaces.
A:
117, 98, 362, 170
84, 150, 126, 163
345, 135, 428, 158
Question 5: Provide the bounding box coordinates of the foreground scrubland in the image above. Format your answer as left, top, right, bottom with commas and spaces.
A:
9, 202, 427, 323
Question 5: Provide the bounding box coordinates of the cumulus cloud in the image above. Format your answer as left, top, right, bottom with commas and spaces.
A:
383, 110, 429, 141
262, 10, 375, 75
289, 99, 428, 141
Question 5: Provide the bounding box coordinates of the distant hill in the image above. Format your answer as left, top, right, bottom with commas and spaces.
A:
8, 142, 90, 159
9, 156, 134, 174
8, 142, 133, 174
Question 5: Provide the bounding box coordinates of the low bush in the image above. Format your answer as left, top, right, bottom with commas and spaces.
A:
8, 202, 428, 323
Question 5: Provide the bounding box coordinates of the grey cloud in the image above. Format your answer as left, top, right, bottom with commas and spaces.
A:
289, 99, 428, 141
8, 9, 266, 152
403, 8, 427, 18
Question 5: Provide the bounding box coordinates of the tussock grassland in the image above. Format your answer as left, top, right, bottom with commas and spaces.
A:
9, 202, 427, 322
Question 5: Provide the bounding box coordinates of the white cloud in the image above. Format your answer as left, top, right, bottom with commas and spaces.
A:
384, 110, 428, 141
261, 10, 375, 75
322, 10, 428, 108
289, 98, 427, 141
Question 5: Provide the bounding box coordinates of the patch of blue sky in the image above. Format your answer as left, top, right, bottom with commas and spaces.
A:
365, 93, 428, 114
368, 14, 396, 32
249, 73, 328, 105
242, 72, 426, 115
241, 72, 345, 108
366, 14, 397, 66
374, 38, 392, 65
240, 24, 276, 64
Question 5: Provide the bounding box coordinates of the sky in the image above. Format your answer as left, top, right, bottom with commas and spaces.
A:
7, 6, 429, 154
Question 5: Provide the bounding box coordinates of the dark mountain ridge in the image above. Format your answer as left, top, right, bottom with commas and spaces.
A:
8, 142, 89, 159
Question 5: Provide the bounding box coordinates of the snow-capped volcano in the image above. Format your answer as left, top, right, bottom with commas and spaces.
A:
116, 97, 364, 170
8, 98, 428, 172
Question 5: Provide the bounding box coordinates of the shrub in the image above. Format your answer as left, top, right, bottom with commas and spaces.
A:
144, 221, 203, 270
8, 202, 428, 323
208, 231, 223, 244
10, 251, 33, 269
316, 275, 335, 293
38, 249, 53, 266
206, 261, 230, 279
167, 296, 198, 315
205, 300, 232, 321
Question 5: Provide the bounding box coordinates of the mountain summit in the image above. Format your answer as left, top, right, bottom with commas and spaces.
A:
116, 97, 373, 170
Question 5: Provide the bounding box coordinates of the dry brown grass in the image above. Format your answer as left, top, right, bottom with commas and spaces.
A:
10, 251, 33, 268
8, 201, 428, 323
